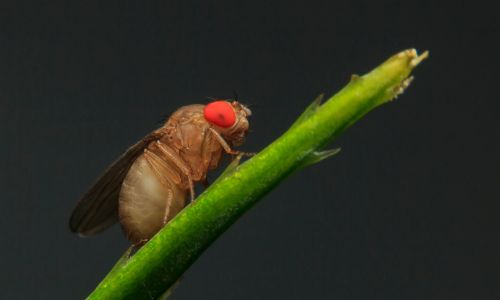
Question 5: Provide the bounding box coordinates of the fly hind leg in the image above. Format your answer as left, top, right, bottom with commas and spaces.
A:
143, 149, 177, 226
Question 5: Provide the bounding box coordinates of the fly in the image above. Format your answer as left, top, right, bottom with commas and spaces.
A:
69, 100, 251, 245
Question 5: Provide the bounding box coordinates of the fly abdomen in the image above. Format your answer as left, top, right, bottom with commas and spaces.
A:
119, 154, 187, 244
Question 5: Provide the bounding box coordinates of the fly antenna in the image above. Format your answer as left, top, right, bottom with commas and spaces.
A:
232, 90, 239, 101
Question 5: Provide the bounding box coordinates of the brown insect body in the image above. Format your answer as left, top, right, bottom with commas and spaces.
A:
70, 101, 251, 244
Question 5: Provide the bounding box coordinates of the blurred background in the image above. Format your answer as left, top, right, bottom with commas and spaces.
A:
1, 1, 499, 299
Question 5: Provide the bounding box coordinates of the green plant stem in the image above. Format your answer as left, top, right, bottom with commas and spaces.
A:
87, 49, 428, 300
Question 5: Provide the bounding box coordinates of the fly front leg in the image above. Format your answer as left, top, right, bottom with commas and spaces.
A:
208, 128, 255, 157
155, 141, 195, 203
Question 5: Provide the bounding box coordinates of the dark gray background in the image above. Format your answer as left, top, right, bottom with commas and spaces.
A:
1, 1, 499, 299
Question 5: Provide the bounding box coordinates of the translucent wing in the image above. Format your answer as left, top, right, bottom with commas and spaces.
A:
69, 131, 162, 236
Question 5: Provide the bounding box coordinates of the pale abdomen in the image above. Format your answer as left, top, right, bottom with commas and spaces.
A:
119, 154, 187, 244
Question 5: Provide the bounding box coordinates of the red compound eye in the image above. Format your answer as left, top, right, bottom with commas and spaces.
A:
204, 100, 236, 128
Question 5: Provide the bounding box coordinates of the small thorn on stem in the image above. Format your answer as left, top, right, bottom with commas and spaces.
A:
391, 76, 414, 100
410, 50, 429, 67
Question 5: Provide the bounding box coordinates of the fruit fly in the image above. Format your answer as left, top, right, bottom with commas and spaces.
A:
69, 100, 251, 245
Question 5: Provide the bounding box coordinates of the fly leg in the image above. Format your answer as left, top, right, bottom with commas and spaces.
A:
155, 141, 196, 203
200, 178, 209, 188
130, 240, 149, 255
143, 149, 177, 225
208, 128, 255, 157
